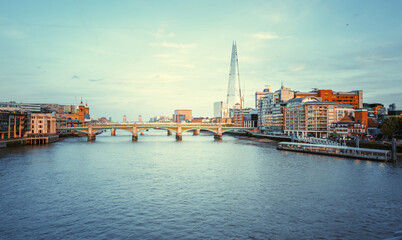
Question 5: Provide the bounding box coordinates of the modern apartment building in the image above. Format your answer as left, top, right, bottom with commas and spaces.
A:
243, 110, 259, 128
233, 108, 253, 127
284, 97, 354, 138
0, 109, 29, 140
30, 113, 57, 135
258, 85, 295, 134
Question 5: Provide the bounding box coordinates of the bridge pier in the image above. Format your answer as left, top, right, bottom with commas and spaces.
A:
193, 129, 200, 135
88, 134, 96, 141
111, 128, 116, 136
214, 134, 222, 140
176, 124, 182, 141
132, 123, 138, 142
167, 130, 172, 136
214, 124, 222, 140
88, 125, 96, 141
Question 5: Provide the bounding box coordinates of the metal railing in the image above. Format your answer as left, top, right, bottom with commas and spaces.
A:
295, 136, 341, 146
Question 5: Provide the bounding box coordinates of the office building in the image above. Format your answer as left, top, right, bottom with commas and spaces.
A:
295, 89, 363, 109
173, 110, 192, 122
214, 101, 229, 118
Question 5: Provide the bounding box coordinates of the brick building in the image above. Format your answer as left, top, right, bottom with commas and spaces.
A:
284, 97, 354, 138
173, 109, 192, 123
295, 89, 362, 109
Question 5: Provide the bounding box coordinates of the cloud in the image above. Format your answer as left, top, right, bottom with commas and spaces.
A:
89, 78, 103, 82
288, 64, 306, 72
252, 32, 292, 40
160, 60, 194, 68
149, 42, 195, 49
72, 75, 80, 79
156, 54, 171, 58
153, 25, 175, 39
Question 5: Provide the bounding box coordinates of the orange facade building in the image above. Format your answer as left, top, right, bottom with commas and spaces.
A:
61, 102, 90, 127
173, 109, 192, 123
295, 89, 362, 109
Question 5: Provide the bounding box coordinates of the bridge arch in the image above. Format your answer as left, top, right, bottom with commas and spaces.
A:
116, 126, 180, 134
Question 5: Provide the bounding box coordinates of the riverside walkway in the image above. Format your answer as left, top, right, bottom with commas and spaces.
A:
56, 123, 257, 141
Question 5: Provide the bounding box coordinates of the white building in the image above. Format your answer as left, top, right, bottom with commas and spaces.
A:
258, 84, 295, 134
30, 113, 56, 135
213, 101, 229, 118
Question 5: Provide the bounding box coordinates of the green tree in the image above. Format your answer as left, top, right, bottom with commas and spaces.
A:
380, 117, 402, 139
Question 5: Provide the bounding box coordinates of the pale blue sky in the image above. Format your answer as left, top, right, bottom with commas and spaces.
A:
1, 0, 401, 121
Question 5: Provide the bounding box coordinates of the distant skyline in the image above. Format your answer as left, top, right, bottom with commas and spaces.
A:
1, 0, 401, 121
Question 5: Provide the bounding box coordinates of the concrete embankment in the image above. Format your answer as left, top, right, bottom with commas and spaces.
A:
0, 139, 27, 148
226, 131, 291, 142
1, 135, 60, 148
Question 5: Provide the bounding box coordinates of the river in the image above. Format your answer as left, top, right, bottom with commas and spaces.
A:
1, 130, 401, 239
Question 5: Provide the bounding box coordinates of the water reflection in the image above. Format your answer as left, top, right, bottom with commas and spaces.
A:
0, 130, 401, 239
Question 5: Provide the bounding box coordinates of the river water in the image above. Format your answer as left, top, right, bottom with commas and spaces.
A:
1, 130, 401, 239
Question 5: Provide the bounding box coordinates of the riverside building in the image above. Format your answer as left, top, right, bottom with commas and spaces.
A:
257, 85, 295, 134
0, 108, 29, 140
284, 97, 354, 138
330, 110, 368, 139
294, 89, 363, 109
173, 109, 192, 123
30, 113, 57, 135
233, 108, 253, 127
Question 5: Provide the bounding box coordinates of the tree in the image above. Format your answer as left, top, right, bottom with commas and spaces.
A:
380, 117, 402, 139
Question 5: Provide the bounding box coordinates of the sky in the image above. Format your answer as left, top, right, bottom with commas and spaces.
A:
1, 0, 401, 121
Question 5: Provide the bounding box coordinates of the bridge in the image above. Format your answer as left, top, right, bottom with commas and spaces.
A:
56, 123, 257, 141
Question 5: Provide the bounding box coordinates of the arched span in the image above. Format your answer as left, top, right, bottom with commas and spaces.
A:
70, 129, 105, 135
220, 129, 255, 135
116, 126, 179, 134
111, 127, 133, 133
69, 129, 89, 135
243, 129, 255, 135
198, 128, 218, 134
181, 128, 204, 133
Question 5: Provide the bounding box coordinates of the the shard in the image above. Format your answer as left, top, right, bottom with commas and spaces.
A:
226, 41, 242, 108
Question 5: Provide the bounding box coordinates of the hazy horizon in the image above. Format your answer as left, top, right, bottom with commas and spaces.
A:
1, 0, 401, 121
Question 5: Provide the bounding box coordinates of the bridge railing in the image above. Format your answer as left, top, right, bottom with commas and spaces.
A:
85, 123, 238, 128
